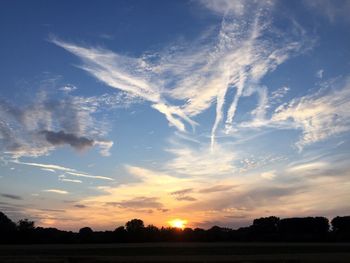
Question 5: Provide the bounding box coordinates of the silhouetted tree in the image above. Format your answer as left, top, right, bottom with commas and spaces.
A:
114, 226, 127, 242
17, 219, 35, 243
126, 219, 144, 232
332, 216, 350, 232
231, 226, 253, 241
34, 227, 75, 244
279, 217, 329, 241
145, 224, 160, 241
0, 212, 17, 243
3, 210, 350, 243
252, 216, 280, 241
193, 228, 206, 241
182, 227, 194, 241
331, 216, 350, 241
158, 227, 182, 242
253, 216, 280, 233
207, 226, 229, 241
125, 219, 145, 241
79, 227, 94, 243
17, 219, 35, 232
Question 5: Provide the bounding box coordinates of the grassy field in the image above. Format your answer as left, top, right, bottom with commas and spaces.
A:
1, 242, 350, 262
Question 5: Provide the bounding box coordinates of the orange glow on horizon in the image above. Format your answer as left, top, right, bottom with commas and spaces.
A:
168, 218, 187, 229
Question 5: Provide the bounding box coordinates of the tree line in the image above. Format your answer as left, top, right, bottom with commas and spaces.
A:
1, 212, 350, 243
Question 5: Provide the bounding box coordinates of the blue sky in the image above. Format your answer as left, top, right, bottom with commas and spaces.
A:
1, 0, 350, 230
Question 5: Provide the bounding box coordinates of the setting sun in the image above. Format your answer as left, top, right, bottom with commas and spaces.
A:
168, 219, 187, 229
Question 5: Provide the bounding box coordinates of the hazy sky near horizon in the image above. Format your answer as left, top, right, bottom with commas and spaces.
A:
1, 0, 350, 231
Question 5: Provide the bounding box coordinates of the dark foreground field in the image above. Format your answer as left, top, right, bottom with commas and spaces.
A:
1, 243, 350, 263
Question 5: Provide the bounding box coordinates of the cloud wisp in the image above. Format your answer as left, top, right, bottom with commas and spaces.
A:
51, 38, 197, 132
43, 189, 69, 195
52, 0, 309, 150
14, 160, 114, 181
0, 193, 23, 200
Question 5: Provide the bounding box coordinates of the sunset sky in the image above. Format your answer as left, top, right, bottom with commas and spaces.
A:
1, 0, 350, 231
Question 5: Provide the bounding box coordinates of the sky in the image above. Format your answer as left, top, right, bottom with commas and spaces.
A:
0, 0, 350, 231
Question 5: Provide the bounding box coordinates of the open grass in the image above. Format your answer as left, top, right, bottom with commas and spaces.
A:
1, 243, 350, 262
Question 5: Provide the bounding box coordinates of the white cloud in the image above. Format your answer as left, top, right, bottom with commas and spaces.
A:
65, 171, 113, 181
59, 84, 77, 93
59, 178, 82, 183
51, 38, 196, 133
15, 161, 76, 172
271, 86, 290, 102
14, 160, 114, 181
272, 79, 350, 149
287, 162, 328, 173
165, 142, 237, 177
304, 0, 350, 23
316, 69, 324, 79
94, 140, 114, 157
199, 0, 274, 16
43, 189, 69, 194
261, 170, 277, 180
52, 3, 308, 149
40, 168, 56, 173
236, 77, 350, 149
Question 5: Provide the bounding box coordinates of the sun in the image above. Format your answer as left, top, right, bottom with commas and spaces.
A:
168, 218, 187, 229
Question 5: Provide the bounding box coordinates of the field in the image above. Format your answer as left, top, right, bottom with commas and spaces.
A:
1, 243, 350, 262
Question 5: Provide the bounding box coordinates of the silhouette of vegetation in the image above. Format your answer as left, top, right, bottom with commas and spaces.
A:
1, 211, 350, 244
331, 216, 350, 241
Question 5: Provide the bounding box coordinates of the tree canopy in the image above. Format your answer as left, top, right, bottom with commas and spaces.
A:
1, 211, 350, 244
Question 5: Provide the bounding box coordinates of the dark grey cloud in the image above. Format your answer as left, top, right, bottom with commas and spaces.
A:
175, 196, 197, 201
184, 184, 305, 216
199, 185, 236, 193
224, 215, 248, 219
170, 188, 193, 196
106, 197, 163, 209
74, 204, 87, 208
157, 208, 170, 213
40, 130, 94, 150
170, 188, 196, 201
219, 185, 302, 210
0, 91, 113, 158
62, 200, 76, 203
39, 208, 65, 213
1, 193, 22, 200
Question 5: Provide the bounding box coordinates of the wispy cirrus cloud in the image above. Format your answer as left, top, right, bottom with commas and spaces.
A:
236, 77, 350, 150
59, 177, 83, 184
59, 84, 77, 93
165, 142, 237, 177
170, 188, 196, 202
52, 0, 309, 149
106, 196, 163, 209
14, 160, 114, 181
51, 37, 197, 132
304, 0, 350, 23
199, 0, 247, 16
271, 78, 350, 149
199, 0, 274, 16
199, 184, 236, 193
260, 170, 277, 180
43, 189, 69, 195
1, 193, 22, 200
